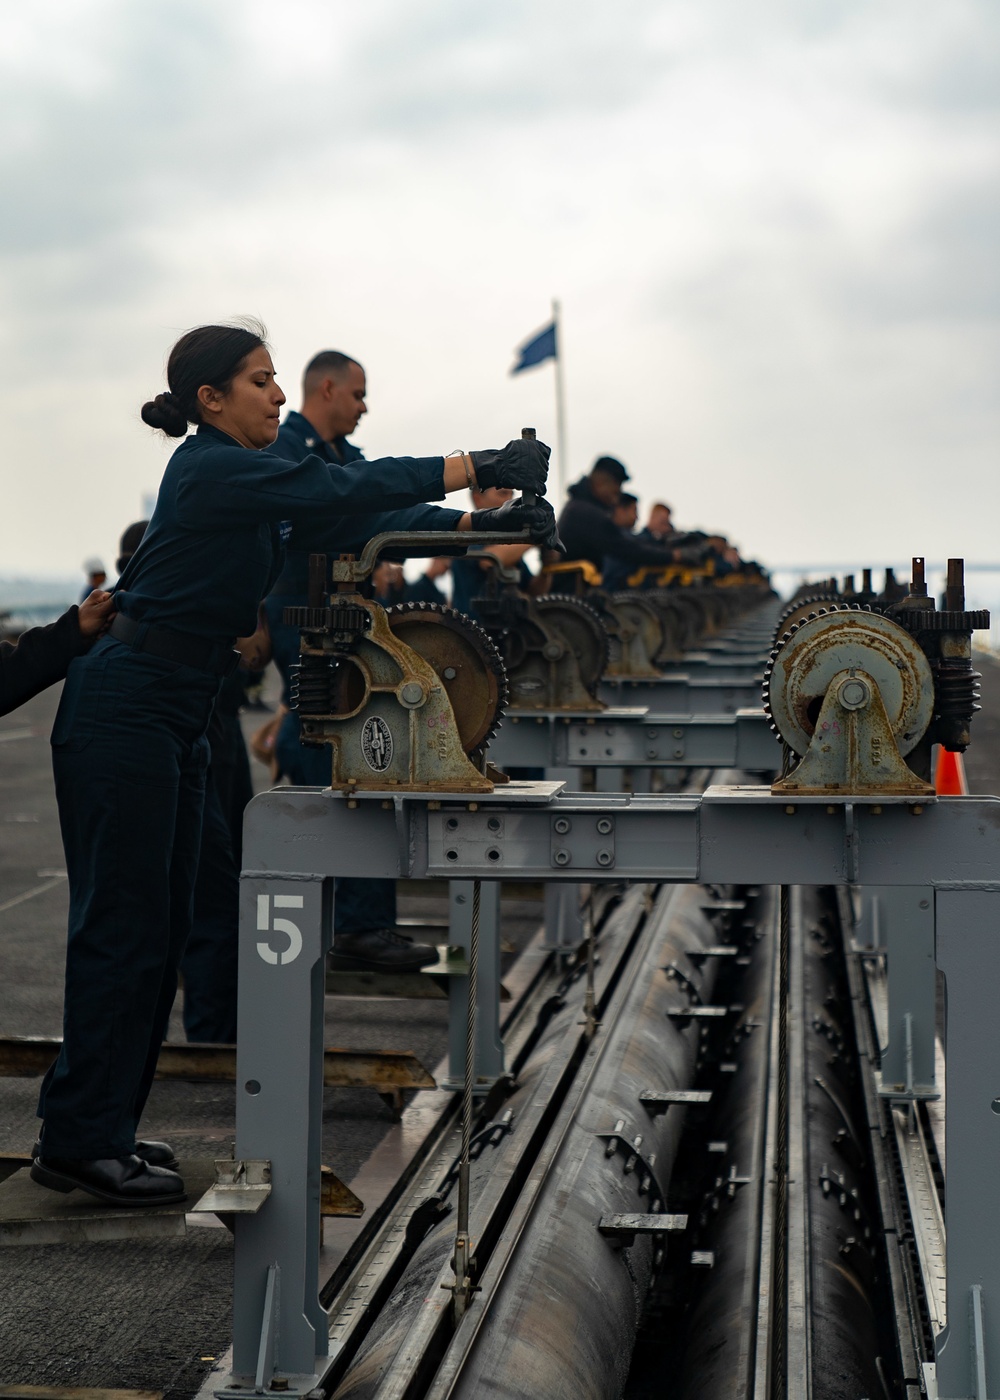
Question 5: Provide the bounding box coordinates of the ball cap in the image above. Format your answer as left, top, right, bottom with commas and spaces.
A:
83, 557, 106, 575
592, 455, 630, 483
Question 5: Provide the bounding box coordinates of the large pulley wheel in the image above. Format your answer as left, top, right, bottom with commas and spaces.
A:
385, 603, 507, 754
532, 595, 610, 693
763, 606, 934, 757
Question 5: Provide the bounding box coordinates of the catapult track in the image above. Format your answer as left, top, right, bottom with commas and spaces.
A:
294, 874, 932, 1399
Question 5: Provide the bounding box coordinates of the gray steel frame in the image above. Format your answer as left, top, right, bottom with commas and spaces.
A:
598, 673, 763, 712
488, 706, 777, 771
855, 886, 938, 1100
221, 784, 1000, 1399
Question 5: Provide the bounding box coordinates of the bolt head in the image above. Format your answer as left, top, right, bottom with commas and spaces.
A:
838, 676, 871, 710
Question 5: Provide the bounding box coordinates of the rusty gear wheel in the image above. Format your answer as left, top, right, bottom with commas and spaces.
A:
385, 602, 508, 755
773, 590, 844, 640
762, 604, 934, 756
532, 595, 610, 694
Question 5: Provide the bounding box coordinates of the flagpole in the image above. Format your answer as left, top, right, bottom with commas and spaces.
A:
552, 298, 567, 504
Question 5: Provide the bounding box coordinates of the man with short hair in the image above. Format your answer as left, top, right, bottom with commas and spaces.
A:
265, 352, 446, 972
264, 352, 555, 972
641, 502, 674, 543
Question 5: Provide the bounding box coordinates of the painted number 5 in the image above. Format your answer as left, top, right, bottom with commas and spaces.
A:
256, 894, 304, 965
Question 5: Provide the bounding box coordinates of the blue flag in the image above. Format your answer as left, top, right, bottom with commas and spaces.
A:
511, 320, 557, 374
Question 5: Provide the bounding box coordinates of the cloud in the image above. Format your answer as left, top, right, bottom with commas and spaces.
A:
0, 0, 998, 575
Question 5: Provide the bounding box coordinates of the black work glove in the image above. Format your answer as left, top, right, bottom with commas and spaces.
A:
470, 496, 565, 553
471, 438, 551, 495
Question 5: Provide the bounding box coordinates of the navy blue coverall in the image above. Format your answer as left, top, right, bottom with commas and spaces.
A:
39, 422, 452, 1159
264, 410, 462, 939
179, 669, 253, 1044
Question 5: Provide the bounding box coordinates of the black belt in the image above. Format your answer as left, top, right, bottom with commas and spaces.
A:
110, 615, 241, 677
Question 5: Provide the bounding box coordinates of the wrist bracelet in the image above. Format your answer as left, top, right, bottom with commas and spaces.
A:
447, 449, 477, 493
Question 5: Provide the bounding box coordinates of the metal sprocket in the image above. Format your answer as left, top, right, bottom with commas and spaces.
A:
385, 602, 508, 755
773, 590, 843, 640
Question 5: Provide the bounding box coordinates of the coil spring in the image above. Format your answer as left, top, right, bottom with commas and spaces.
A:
933, 661, 982, 722
290, 656, 334, 715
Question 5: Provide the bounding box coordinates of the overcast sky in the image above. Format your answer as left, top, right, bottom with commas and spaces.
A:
2, 0, 998, 579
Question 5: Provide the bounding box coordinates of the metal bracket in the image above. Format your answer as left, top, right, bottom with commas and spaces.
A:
321, 1165, 364, 1218
699, 899, 747, 916
192, 1159, 271, 1215
685, 945, 739, 967
550, 813, 616, 870
639, 1089, 713, 1118
666, 1005, 731, 1024
598, 1212, 688, 1248
721, 1162, 752, 1193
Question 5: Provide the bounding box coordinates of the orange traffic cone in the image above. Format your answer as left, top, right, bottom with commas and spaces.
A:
935, 746, 969, 795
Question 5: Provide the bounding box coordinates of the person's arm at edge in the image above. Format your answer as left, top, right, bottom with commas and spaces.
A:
0, 592, 113, 718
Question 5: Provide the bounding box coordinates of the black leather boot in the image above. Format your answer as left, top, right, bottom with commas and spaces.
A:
32, 1135, 178, 1171
330, 927, 438, 973
30, 1154, 186, 1207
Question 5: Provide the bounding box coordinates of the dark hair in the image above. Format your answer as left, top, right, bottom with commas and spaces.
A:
591, 455, 630, 483
116, 520, 149, 573
141, 319, 268, 437
302, 349, 362, 395
618, 491, 638, 507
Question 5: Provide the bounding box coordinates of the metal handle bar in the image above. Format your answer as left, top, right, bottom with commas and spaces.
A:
330, 529, 532, 583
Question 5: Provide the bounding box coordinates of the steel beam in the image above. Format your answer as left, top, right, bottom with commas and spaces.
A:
864, 887, 939, 1100
0, 1036, 433, 1091
598, 674, 763, 713
441, 881, 505, 1092
488, 708, 777, 772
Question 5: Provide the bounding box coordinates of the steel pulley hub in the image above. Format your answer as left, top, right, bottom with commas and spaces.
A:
764, 606, 934, 758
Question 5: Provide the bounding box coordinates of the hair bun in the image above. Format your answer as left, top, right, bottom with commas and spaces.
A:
141, 390, 190, 437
